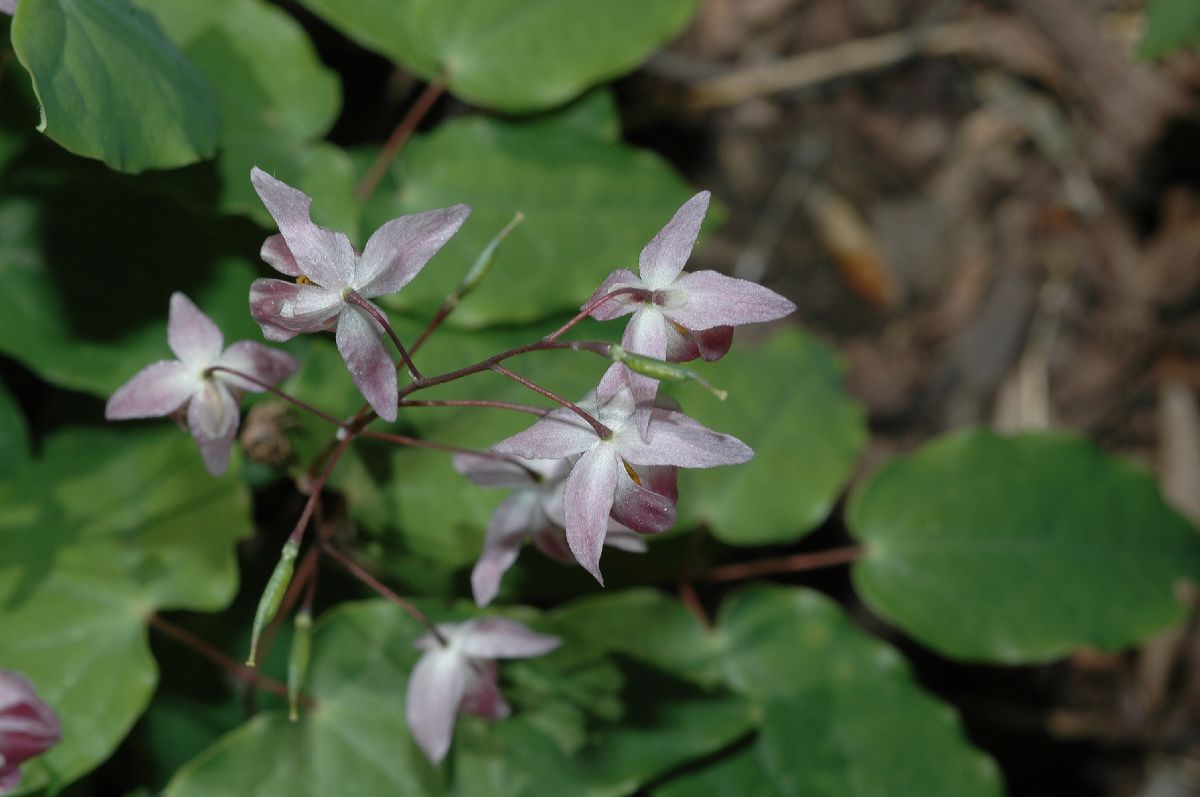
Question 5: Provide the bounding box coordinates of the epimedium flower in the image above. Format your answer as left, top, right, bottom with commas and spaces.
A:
407, 618, 560, 765
0, 670, 62, 795
105, 293, 297, 476
248, 167, 470, 422
453, 454, 660, 606
492, 364, 752, 583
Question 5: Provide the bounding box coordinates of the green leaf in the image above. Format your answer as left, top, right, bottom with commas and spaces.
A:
847, 429, 1200, 662
0, 176, 263, 397
295, 0, 700, 112
165, 600, 754, 797
654, 747, 776, 797
0, 426, 252, 791
0, 377, 30, 478
676, 329, 866, 545
1140, 0, 1200, 58
135, 0, 358, 234
10, 0, 219, 172
374, 113, 696, 327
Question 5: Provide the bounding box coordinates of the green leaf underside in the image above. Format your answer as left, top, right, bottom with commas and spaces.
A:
295, 0, 701, 112
1139, 0, 1200, 58
165, 600, 754, 797
0, 427, 251, 792
0, 377, 30, 478
11, 0, 219, 172
676, 328, 866, 545
848, 429, 1200, 663
372, 113, 697, 327
564, 587, 1002, 797
135, 0, 358, 234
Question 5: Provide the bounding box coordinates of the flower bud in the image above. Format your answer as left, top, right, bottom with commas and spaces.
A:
609, 345, 728, 400
0, 670, 61, 794
246, 539, 299, 666
287, 609, 313, 722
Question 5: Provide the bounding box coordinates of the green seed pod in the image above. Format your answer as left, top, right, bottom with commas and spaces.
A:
246, 539, 299, 666
287, 609, 313, 722
610, 345, 728, 400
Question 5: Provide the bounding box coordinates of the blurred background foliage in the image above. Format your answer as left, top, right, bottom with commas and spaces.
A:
2, 0, 1200, 795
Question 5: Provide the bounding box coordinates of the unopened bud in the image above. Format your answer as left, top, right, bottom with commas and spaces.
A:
246, 539, 299, 666
610, 345, 728, 401
287, 609, 313, 721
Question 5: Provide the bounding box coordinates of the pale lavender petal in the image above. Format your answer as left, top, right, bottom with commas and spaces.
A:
596, 383, 637, 432
605, 527, 649, 553
666, 270, 796, 330
336, 306, 397, 422
492, 410, 596, 461
595, 361, 632, 404
0, 671, 61, 776
639, 191, 709, 290
695, 325, 735, 361
562, 445, 619, 584
461, 618, 561, 659
356, 205, 471, 297
663, 321, 701, 362
584, 268, 644, 321
249, 278, 342, 341
620, 409, 753, 469
406, 650, 466, 765
0, 767, 21, 792
217, 342, 298, 391
620, 309, 670, 433
471, 492, 541, 607
531, 526, 575, 563
105, 361, 196, 420
250, 167, 356, 288
187, 380, 239, 476
260, 234, 302, 277
0, 1, 17, 18
167, 293, 223, 366
453, 453, 539, 489
460, 661, 510, 720
610, 464, 678, 533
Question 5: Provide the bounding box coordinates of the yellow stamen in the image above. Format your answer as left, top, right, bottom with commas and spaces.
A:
622, 459, 642, 486
295, 275, 314, 285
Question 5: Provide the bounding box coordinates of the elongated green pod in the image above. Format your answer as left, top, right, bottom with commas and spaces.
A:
287, 609, 313, 721
610, 345, 728, 400
246, 539, 299, 666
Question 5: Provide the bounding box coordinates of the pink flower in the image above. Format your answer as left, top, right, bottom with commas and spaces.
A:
406, 618, 559, 764
105, 293, 297, 475
248, 167, 469, 421
491, 365, 752, 583
0, 671, 61, 795
453, 454, 655, 606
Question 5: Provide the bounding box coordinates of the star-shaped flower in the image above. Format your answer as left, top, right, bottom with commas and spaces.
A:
585, 192, 796, 413
0, 670, 62, 795
406, 618, 560, 764
454, 454, 661, 606
491, 365, 752, 582
247, 167, 470, 421
105, 293, 297, 475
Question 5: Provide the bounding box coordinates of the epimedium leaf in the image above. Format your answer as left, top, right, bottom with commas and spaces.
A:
134, 0, 359, 235
0, 174, 263, 398
0, 426, 252, 792
294, 0, 700, 112
370, 113, 697, 327
847, 429, 1200, 663
10, 0, 219, 172
164, 600, 754, 797
1139, 0, 1200, 59
0, 376, 30, 478
675, 328, 866, 545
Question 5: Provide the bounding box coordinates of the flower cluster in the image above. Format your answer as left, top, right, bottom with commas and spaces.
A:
0, 670, 61, 794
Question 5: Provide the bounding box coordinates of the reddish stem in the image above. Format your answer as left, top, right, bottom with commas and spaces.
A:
700, 545, 864, 583
286, 435, 355, 547
398, 398, 547, 416
544, 287, 650, 342
491, 363, 611, 438
345, 290, 423, 382
355, 77, 446, 202
206, 366, 346, 428
359, 429, 542, 479
320, 542, 447, 646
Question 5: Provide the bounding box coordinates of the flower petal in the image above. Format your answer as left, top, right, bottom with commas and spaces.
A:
250, 167, 356, 288
695, 325, 734, 361
562, 445, 619, 584
453, 453, 542, 489
260, 234, 302, 277
605, 526, 649, 553
471, 492, 541, 607
105, 361, 196, 420
167, 293, 223, 367
0, 671, 61, 773
531, 525, 575, 563
459, 661, 510, 721
336, 305, 398, 422
217, 342, 298, 391
639, 191, 709, 289
620, 308, 670, 433
584, 268, 644, 321
405, 649, 466, 765
619, 409, 753, 468
248, 278, 342, 341
356, 205, 471, 297
187, 380, 240, 476
610, 463, 678, 533
492, 409, 597, 461
461, 618, 561, 659
666, 270, 796, 330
